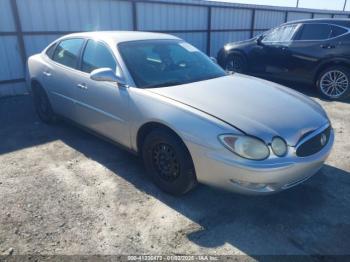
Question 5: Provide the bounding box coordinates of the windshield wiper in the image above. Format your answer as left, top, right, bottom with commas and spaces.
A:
144, 81, 185, 88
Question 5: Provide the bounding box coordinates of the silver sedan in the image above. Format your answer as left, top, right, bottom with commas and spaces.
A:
27, 31, 334, 195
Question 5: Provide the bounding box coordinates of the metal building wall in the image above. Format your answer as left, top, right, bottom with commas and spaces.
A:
1, 0, 350, 97
0, 0, 25, 96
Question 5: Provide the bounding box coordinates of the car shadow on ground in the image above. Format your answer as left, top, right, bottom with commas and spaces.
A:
1, 96, 350, 255
54, 120, 350, 255
66, 134, 350, 255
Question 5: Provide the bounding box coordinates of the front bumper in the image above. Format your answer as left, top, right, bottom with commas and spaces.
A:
189, 129, 334, 195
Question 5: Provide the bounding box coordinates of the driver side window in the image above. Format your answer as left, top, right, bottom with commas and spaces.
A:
81, 40, 117, 74
262, 24, 300, 43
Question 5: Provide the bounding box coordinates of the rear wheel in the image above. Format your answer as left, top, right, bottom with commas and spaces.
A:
142, 129, 197, 195
317, 66, 350, 100
32, 84, 56, 124
225, 53, 247, 73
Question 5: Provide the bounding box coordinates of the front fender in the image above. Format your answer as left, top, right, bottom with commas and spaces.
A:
128, 88, 242, 153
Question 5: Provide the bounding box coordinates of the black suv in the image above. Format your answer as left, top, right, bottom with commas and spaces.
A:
217, 19, 350, 100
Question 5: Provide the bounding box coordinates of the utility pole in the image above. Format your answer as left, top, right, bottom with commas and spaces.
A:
296, 0, 299, 8
343, 0, 347, 11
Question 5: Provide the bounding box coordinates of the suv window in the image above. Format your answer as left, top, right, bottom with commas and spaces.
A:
52, 38, 84, 69
330, 25, 347, 38
297, 24, 333, 40
262, 24, 300, 42
81, 40, 117, 73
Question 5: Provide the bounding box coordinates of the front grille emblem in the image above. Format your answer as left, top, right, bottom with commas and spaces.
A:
320, 133, 327, 146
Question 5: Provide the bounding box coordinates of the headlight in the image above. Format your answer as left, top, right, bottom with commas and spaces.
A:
219, 134, 270, 160
271, 137, 287, 157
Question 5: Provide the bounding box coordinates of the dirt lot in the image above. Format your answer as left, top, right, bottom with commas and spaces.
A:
0, 83, 350, 258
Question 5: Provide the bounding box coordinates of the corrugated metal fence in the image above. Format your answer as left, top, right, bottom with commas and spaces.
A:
1, 0, 349, 97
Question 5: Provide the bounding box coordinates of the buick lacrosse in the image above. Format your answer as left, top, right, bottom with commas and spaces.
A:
27, 32, 334, 195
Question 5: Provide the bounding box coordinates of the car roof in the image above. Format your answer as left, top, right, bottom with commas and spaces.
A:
284, 18, 350, 27
61, 31, 180, 44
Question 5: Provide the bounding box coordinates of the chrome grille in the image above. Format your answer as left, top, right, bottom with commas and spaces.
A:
296, 126, 331, 157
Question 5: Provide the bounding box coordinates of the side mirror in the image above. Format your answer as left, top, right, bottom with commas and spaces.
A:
210, 57, 218, 64
90, 68, 127, 86
257, 35, 264, 45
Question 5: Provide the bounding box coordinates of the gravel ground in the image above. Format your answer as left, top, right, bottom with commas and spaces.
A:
0, 83, 349, 258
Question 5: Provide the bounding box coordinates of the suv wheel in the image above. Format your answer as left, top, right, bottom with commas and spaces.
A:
225, 53, 247, 73
32, 85, 56, 124
317, 66, 350, 100
142, 129, 197, 195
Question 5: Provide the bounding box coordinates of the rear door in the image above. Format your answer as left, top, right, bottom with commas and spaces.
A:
42, 38, 85, 118
282, 23, 347, 82
73, 39, 130, 146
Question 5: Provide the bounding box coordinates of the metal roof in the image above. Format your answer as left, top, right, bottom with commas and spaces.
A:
62, 31, 180, 44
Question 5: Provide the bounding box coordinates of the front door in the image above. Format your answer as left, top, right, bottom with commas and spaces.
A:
250, 24, 301, 79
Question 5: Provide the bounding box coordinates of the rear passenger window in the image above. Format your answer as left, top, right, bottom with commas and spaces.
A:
297, 24, 331, 40
330, 25, 347, 38
52, 38, 84, 69
81, 40, 116, 73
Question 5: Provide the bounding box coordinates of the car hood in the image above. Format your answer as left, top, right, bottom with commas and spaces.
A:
225, 38, 255, 49
149, 74, 329, 146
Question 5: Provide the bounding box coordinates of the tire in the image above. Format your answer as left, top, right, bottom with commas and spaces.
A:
32, 84, 56, 124
142, 128, 197, 196
225, 52, 247, 73
316, 65, 350, 101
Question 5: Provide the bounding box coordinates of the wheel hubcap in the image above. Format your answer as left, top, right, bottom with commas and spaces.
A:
152, 143, 180, 182
320, 70, 349, 98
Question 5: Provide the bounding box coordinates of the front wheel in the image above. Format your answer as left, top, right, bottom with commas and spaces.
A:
142, 129, 197, 196
317, 66, 350, 100
225, 53, 247, 73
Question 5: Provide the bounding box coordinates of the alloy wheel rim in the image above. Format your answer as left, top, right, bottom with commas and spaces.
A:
227, 56, 244, 72
320, 70, 349, 98
152, 143, 180, 182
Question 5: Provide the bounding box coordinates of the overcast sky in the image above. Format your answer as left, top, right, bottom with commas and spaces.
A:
208, 0, 350, 11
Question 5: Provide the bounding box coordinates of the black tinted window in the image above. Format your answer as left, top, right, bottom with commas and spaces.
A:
52, 39, 84, 68
46, 43, 56, 58
82, 40, 116, 73
118, 40, 226, 88
297, 24, 331, 40
330, 25, 347, 38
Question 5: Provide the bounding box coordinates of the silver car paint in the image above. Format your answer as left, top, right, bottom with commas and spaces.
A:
27, 31, 334, 195
41, 54, 77, 117
149, 74, 329, 146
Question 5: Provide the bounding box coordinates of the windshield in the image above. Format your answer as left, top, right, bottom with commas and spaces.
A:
118, 40, 226, 88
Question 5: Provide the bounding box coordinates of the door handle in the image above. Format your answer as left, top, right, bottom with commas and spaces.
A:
77, 83, 88, 90
281, 47, 288, 51
43, 71, 52, 77
320, 44, 335, 49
